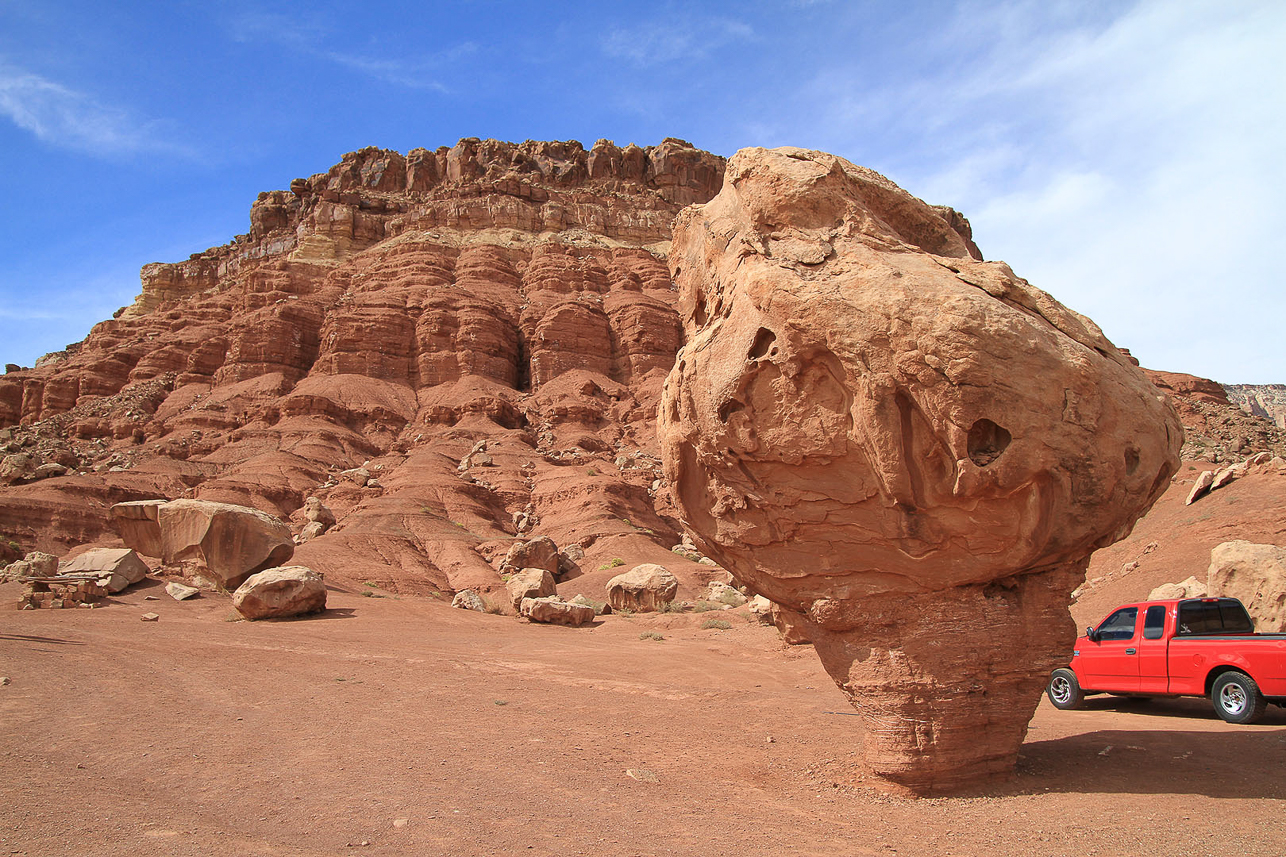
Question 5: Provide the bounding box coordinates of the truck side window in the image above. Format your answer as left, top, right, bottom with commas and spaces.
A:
1143, 605, 1166, 640
1097, 607, 1138, 641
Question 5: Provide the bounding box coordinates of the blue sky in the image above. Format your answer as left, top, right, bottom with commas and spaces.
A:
1, 0, 1283, 382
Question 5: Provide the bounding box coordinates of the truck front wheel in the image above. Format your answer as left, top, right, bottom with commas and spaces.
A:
1047, 668, 1084, 710
1211, 671, 1268, 724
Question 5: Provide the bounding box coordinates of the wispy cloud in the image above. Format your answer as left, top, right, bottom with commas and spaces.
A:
602, 15, 754, 66
792, 0, 1286, 381
0, 61, 185, 156
228, 10, 472, 91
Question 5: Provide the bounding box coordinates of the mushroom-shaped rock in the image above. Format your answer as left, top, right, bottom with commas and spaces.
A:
232, 566, 326, 619
60, 548, 149, 594
605, 563, 678, 612
520, 595, 596, 626
110, 499, 294, 590
506, 567, 556, 609
658, 146, 1181, 794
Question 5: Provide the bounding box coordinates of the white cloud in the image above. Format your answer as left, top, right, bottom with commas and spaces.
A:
818, 0, 1286, 382
0, 62, 181, 156
602, 16, 754, 66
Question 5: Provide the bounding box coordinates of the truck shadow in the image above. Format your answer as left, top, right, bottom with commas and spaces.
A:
1009, 700, 1286, 798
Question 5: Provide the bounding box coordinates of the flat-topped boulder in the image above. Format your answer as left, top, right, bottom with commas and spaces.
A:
110, 499, 294, 590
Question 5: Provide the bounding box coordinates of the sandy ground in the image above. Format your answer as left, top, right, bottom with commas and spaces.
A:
2, 581, 1284, 857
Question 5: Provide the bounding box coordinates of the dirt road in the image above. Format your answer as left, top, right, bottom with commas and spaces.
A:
2, 582, 1283, 856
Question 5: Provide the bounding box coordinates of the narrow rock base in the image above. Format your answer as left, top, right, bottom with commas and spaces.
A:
806, 563, 1083, 794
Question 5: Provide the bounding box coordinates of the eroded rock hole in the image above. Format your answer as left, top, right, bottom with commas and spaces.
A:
748, 327, 776, 361
967, 419, 1011, 467
1124, 446, 1140, 475
693, 293, 708, 326
718, 398, 745, 423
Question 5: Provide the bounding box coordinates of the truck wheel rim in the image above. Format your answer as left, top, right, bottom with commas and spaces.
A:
1220, 683, 1247, 715
1051, 676, 1071, 704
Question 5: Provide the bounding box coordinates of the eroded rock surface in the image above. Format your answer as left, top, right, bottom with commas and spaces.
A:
1207, 540, 1286, 631
110, 499, 294, 589
658, 146, 1182, 793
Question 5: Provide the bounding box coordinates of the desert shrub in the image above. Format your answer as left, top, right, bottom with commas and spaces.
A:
598, 557, 625, 570
638, 631, 664, 641
701, 618, 732, 630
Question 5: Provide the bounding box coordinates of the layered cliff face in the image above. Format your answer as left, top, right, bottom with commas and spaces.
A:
0, 138, 724, 594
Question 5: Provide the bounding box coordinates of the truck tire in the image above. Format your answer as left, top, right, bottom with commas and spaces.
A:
1047, 668, 1084, 710
1211, 671, 1268, 724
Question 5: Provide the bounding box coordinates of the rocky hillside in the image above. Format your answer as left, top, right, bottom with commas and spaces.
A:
0, 138, 729, 593
1225, 383, 1286, 430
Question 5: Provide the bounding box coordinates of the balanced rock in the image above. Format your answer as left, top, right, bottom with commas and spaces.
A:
60, 548, 149, 594
1207, 541, 1286, 631
110, 499, 294, 590
520, 595, 595, 626
605, 563, 678, 612
506, 567, 556, 609
232, 566, 326, 619
658, 146, 1181, 793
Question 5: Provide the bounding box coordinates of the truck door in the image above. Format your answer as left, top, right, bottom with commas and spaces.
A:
1078, 606, 1141, 692
1136, 604, 1169, 693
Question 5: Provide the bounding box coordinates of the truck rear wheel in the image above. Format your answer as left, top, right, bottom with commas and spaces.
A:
1211, 671, 1267, 724
1047, 668, 1084, 710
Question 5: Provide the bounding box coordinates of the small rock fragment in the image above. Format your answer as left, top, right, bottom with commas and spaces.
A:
166, 581, 200, 601
141, 612, 160, 622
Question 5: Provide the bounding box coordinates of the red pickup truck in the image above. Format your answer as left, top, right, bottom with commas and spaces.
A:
1047, 597, 1286, 723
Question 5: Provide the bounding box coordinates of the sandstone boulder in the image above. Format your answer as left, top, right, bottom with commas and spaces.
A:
451, 589, 486, 612
569, 593, 611, 615
60, 548, 149, 594
108, 500, 166, 557
506, 567, 556, 609
705, 580, 746, 607
1207, 541, 1286, 632
605, 563, 678, 612
1185, 470, 1215, 505
0, 453, 35, 484
166, 581, 200, 601
658, 146, 1181, 793
4, 551, 58, 581
520, 595, 595, 627
111, 499, 294, 590
232, 566, 326, 619
500, 536, 560, 577
1147, 576, 1207, 601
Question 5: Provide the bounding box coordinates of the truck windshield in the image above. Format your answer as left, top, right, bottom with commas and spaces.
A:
1176, 599, 1254, 635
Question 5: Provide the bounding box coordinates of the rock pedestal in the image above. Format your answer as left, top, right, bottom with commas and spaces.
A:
658, 146, 1181, 793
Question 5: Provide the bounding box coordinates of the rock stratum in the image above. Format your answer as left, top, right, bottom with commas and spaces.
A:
0, 138, 724, 595
657, 147, 1183, 793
